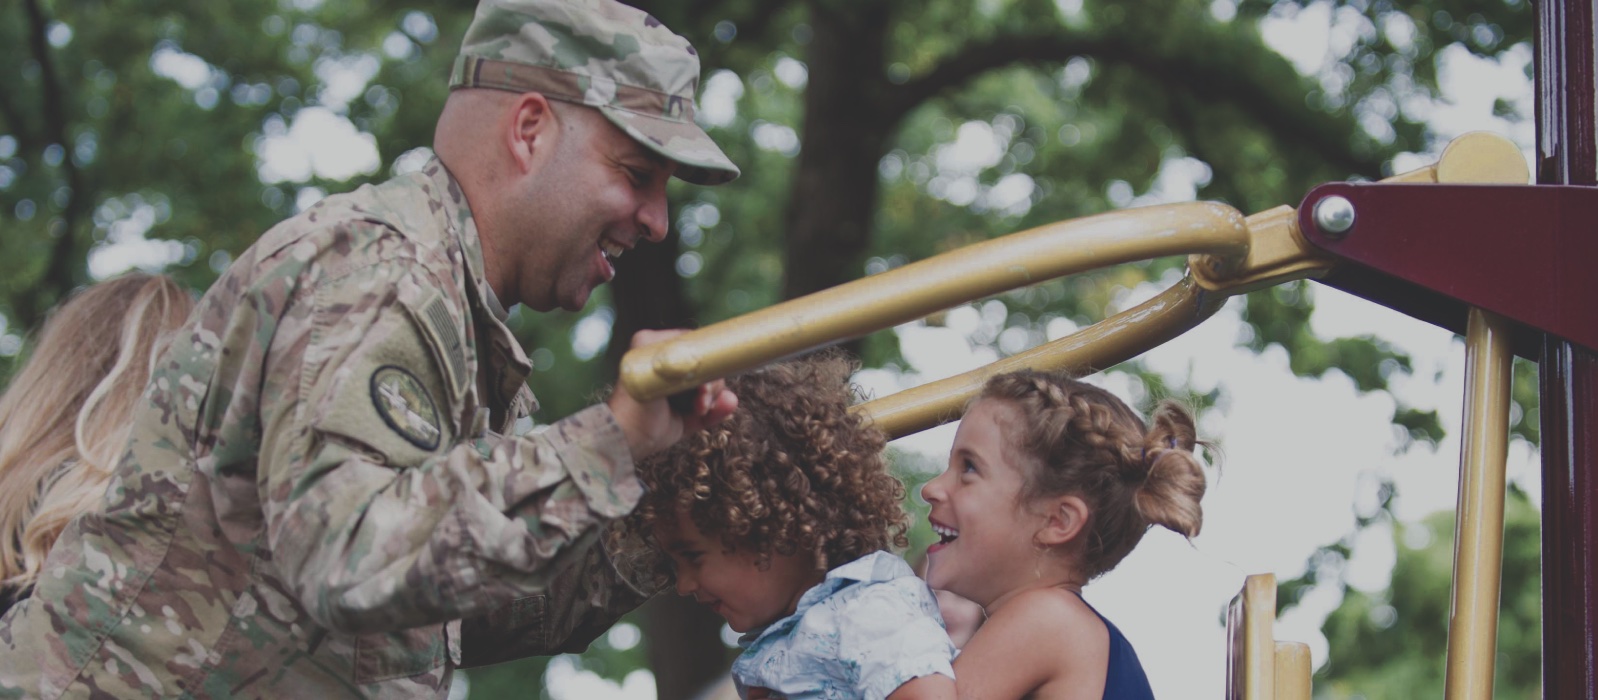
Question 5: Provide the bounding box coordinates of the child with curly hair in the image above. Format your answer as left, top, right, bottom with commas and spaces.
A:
630, 353, 955, 700
921, 370, 1209, 700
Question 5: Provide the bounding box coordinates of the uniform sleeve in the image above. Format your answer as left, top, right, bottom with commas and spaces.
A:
839, 580, 957, 700
458, 522, 658, 666
258, 253, 644, 635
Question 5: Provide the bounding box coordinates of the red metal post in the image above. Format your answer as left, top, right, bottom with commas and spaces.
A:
1536, 2, 1598, 698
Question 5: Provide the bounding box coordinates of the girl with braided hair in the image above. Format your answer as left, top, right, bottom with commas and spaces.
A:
628, 352, 956, 700
921, 370, 1208, 700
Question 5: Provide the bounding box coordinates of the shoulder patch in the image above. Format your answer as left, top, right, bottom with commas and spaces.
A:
370, 365, 443, 450
405, 291, 469, 402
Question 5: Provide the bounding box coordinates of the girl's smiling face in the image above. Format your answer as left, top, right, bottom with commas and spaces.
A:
656, 515, 824, 633
920, 399, 1050, 608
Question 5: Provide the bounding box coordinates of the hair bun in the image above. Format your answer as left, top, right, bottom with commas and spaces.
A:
1133, 401, 1206, 538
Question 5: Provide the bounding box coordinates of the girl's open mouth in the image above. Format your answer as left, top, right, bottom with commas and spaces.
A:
929, 520, 959, 552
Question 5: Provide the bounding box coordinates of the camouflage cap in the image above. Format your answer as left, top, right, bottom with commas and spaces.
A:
450, 0, 739, 185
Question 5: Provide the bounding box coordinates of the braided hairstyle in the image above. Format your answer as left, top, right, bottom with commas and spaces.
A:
629, 352, 908, 579
979, 370, 1208, 580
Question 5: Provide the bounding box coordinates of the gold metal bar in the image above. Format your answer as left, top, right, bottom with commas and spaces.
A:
1274, 642, 1312, 700
1442, 308, 1514, 700
1435, 131, 1531, 185
619, 202, 1250, 401
854, 275, 1226, 439
618, 132, 1526, 437
1384, 163, 1439, 183
1435, 130, 1524, 700
851, 132, 1525, 439
1189, 205, 1335, 295
1224, 573, 1277, 700
1381, 131, 1529, 185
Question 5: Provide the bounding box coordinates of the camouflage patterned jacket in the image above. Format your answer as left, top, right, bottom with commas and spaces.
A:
0, 158, 658, 698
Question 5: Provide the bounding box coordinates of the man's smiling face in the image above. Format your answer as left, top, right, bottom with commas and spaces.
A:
506, 103, 675, 312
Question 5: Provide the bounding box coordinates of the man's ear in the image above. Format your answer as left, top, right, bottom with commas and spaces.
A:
507, 92, 557, 173
1035, 495, 1089, 548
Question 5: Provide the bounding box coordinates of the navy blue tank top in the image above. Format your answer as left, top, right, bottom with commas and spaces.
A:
1074, 592, 1156, 700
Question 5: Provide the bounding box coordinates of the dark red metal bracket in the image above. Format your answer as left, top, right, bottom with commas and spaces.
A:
1297, 182, 1598, 358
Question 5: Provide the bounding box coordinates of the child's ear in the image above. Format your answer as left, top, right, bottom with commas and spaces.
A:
1035, 495, 1090, 547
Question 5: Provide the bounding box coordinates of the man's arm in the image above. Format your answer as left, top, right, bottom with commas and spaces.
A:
256, 255, 666, 635
458, 523, 661, 665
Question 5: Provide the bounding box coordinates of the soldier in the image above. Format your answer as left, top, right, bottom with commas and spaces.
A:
0, 0, 740, 697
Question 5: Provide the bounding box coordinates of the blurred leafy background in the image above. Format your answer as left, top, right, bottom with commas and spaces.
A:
0, 0, 1541, 698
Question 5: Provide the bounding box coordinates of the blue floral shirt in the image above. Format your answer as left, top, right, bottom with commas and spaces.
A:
733, 551, 956, 700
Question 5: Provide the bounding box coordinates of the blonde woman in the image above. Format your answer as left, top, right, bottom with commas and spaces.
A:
0, 273, 193, 612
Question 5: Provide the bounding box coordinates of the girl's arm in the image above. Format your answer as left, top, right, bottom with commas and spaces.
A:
951, 588, 1107, 700
887, 673, 956, 700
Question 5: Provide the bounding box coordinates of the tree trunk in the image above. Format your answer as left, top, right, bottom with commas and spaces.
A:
608, 3, 899, 695
604, 227, 696, 374
781, 1, 892, 304
13, 0, 84, 330
641, 594, 732, 700
604, 226, 731, 699
603, 1, 790, 695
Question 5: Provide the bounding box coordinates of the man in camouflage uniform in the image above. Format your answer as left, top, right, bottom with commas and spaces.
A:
0, 0, 739, 697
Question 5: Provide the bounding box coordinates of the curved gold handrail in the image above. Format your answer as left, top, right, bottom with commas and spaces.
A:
860, 199, 1330, 438
618, 131, 1526, 441
621, 201, 1252, 401
858, 275, 1226, 439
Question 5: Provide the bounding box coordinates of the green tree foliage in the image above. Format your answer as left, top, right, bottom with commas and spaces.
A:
1306, 485, 1540, 699
0, 0, 1539, 697
0, 0, 474, 375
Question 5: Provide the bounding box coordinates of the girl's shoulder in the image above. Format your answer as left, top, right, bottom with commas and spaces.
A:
987, 586, 1107, 651
954, 588, 1110, 699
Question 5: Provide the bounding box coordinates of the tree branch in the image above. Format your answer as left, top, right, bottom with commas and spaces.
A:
730, 0, 787, 49
16, 0, 84, 328
885, 30, 1384, 179
23, 0, 67, 160
884, 34, 1097, 120
0, 92, 32, 151
624, 0, 791, 67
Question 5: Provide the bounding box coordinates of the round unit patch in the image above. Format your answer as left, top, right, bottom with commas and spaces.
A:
370, 365, 443, 451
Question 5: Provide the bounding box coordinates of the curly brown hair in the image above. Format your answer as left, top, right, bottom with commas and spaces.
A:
980, 370, 1210, 580
630, 352, 909, 576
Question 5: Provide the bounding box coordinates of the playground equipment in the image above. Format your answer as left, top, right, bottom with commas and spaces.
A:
1228, 574, 1311, 700
623, 4, 1598, 697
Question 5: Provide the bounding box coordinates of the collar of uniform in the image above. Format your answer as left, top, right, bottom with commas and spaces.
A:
481, 280, 510, 323
421, 157, 534, 402
421, 157, 490, 301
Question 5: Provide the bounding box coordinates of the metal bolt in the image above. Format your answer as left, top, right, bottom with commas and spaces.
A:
1313, 195, 1356, 238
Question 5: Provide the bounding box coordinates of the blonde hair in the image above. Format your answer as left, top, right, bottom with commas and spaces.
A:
0, 273, 193, 591
979, 370, 1210, 580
